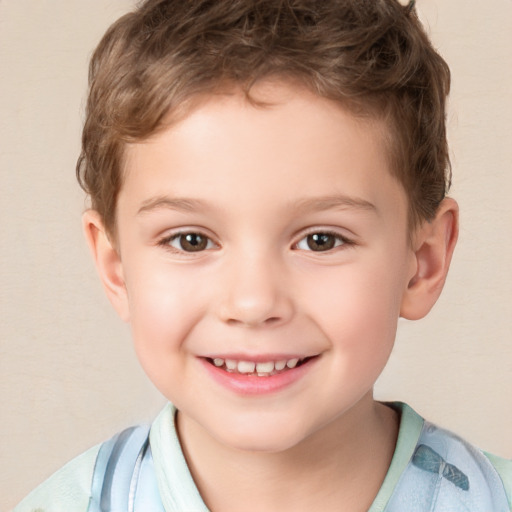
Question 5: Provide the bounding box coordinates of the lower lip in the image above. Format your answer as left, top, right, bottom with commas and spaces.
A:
200, 357, 318, 395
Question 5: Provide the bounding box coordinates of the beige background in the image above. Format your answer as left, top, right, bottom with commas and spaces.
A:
1, 0, 511, 509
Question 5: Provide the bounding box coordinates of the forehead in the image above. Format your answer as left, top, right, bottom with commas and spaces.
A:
119, 82, 407, 225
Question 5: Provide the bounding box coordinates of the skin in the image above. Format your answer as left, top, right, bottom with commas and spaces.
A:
84, 82, 458, 511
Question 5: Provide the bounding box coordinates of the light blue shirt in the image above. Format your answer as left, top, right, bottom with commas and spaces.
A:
14, 402, 512, 511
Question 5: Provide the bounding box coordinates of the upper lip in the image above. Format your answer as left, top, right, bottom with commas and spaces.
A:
201, 353, 318, 362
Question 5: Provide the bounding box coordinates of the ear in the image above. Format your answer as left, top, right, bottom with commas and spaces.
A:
400, 198, 459, 320
82, 210, 130, 322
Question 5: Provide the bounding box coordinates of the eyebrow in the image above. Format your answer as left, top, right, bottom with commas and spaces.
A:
290, 195, 377, 214
137, 196, 212, 215
137, 194, 377, 215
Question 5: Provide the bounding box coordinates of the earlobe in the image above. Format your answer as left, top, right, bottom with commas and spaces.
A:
82, 210, 130, 322
400, 198, 459, 320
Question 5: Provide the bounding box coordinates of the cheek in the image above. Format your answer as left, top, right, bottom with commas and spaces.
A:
300, 256, 406, 358
124, 263, 208, 370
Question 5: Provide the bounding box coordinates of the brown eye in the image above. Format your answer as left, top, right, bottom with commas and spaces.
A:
296, 232, 346, 252
169, 232, 212, 252
307, 233, 335, 251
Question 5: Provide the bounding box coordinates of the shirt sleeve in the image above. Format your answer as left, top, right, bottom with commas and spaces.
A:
484, 451, 512, 510
12, 444, 100, 512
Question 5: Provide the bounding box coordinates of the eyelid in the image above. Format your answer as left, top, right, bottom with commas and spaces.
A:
292, 228, 355, 251
156, 226, 355, 254
157, 228, 219, 253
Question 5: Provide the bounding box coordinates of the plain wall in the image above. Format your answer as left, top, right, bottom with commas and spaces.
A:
1, 0, 511, 509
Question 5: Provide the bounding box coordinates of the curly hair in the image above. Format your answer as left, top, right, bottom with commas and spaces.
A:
77, 0, 451, 236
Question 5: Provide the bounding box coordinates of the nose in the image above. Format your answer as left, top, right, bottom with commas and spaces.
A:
216, 252, 294, 328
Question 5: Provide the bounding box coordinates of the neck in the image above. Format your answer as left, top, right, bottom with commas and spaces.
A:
177, 394, 399, 512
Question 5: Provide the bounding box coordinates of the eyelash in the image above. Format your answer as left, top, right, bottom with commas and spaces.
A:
157, 231, 217, 254
157, 229, 354, 254
294, 230, 354, 253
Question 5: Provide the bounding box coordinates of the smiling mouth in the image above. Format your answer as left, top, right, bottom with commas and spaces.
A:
205, 357, 314, 377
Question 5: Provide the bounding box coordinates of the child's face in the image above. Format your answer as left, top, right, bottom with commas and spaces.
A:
111, 83, 417, 451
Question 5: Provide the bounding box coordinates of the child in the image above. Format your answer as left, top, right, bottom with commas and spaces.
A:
14, 0, 511, 511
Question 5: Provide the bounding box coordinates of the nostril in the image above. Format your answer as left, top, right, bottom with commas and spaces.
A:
225, 315, 282, 327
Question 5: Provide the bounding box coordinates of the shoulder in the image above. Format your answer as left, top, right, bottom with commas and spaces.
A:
386, 403, 512, 511
419, 421, 511, 509
13, 425, 154, 512
483, 451, 512, 507
12, 443, 100, 512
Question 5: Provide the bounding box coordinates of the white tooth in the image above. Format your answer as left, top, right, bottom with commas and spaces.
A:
286, 358, 299, 369
213, 358, 224, 367
257, 372, 271, 377
237, 361, 256, 373
275, 360, 287, 371
256, 361, 274, 373
225, 359, 237, 370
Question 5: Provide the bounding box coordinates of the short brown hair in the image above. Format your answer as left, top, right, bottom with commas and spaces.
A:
77, 0, 451, 236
